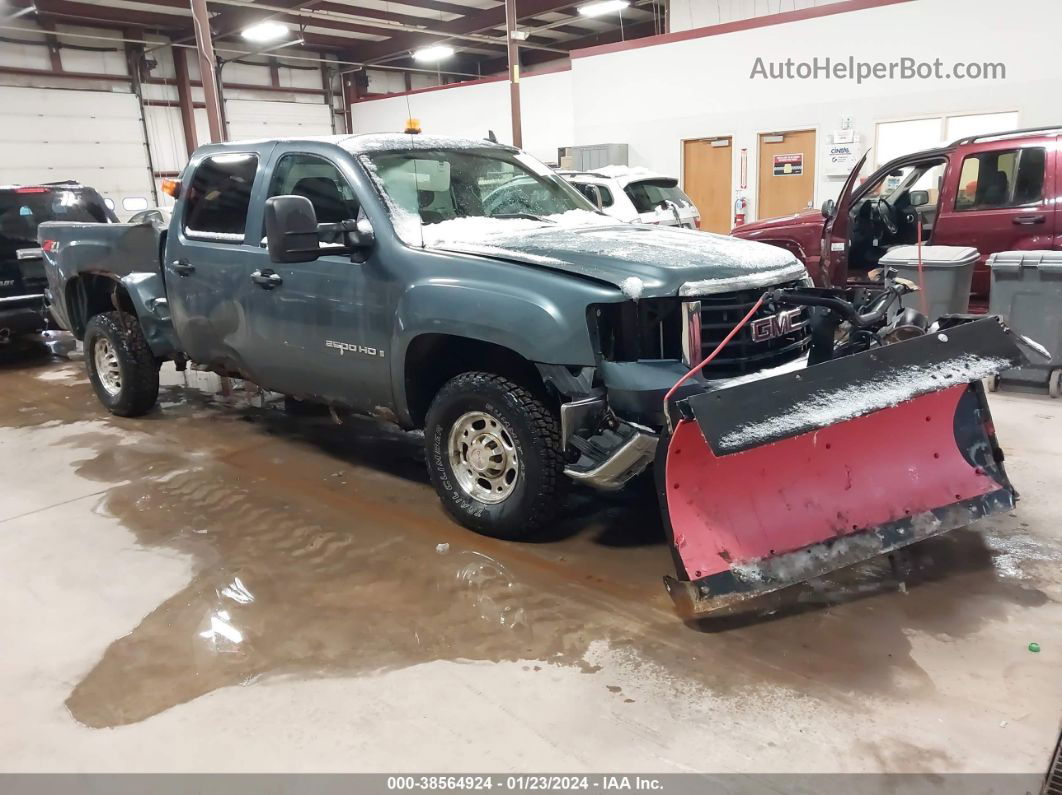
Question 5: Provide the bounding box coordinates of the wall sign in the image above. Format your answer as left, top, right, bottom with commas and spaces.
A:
773, 153, 803, 176
825, 142, 859, 177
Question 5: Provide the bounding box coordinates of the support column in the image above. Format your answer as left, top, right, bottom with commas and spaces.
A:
173, 47, 198, 156
504, 0, 522, 149
188, 0, 225, 142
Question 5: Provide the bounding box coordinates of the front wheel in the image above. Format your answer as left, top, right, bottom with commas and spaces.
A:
84, 311, 160, 417
424, 372, 567, 540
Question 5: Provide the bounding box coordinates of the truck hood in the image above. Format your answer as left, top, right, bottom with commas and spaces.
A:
732, 208, 824, 238
431, 222, 806, 298
734, 208, 824, 238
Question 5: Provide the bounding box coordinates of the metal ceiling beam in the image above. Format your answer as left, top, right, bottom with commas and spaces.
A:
352, 0, 578, 63
478, 17, 656, 71
26, 0, 188, 30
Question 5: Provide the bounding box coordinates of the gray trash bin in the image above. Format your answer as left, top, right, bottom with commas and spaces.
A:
988, 250, 1062, 397
878, 245, 979, 322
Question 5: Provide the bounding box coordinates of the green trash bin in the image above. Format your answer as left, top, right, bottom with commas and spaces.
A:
988, 251, 1062, 397
878, 245, 979, 322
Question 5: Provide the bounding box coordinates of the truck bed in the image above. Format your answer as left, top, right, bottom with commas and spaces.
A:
38, 221, 163, 281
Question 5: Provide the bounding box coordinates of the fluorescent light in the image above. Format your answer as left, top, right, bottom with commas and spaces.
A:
578, 0, 629, 16
412, 44, 455, 62
241, 20, 289, 43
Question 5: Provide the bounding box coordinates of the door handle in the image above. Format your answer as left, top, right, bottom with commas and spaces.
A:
1013, 214, 1046, 225
171, 259, 195, 276
250, 269, 283, 289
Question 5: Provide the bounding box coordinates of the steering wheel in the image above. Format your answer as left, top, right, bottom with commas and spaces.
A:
875, 197, 899, 236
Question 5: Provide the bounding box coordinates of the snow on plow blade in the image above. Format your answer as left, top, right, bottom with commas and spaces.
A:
660, 318, 1027, 617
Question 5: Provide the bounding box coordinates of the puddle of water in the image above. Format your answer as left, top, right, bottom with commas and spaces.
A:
0, 358, 1055, 728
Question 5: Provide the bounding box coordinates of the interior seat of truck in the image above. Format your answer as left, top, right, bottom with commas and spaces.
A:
291, 177, 350, 224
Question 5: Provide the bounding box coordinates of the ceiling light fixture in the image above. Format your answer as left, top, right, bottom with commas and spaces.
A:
241, 20, 289, 43
577, 0, 630, 17
412, 44, 455, 62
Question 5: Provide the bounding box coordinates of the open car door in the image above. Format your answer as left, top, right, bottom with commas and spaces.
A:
821, 151, 869, 285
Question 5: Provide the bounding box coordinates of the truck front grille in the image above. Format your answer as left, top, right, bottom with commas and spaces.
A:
696, 279, 811, 377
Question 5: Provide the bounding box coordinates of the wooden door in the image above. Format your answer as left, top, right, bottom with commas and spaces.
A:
682, 137, 732, 233
757, 129, 816, 219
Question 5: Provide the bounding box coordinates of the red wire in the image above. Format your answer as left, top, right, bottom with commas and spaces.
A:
662, 294, 766, 415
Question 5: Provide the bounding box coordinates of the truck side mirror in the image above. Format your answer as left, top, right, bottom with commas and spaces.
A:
265, 195, 320, 263
348, 218, 375, 262
821, 198, 836, 219
587, 184, 604, 210
908, 189, 930, 207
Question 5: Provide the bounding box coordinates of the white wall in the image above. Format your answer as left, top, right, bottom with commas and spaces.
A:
350, 70, 575, 164
571, 0, 1062, 221
668, 0, 849, 31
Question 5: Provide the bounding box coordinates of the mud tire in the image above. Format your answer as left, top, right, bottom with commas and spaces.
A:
84, 311, 160, 417
424, 372, 567, 540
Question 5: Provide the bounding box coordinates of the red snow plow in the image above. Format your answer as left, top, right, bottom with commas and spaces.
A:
659, 282, 1032, 617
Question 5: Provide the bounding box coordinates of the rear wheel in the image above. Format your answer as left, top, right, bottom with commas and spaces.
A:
424, 372, 566, 540
84, 311, 160, 417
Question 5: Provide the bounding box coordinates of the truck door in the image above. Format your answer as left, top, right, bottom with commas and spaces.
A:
165, 148, 271, 371
932, 135, 1057, 297
239, 151, 392, 410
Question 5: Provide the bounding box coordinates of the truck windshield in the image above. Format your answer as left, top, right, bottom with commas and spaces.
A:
361, 148, 594, 230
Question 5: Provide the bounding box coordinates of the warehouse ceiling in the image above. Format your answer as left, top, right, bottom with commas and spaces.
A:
6, 0, 667, 76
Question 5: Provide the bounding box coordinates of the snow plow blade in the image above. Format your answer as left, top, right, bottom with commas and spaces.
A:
660, 318, 1027, 617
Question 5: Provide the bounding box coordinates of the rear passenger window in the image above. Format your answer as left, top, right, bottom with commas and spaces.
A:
624, 180, 692, 213
184, 153, 259, 241
954, 147, 1045, 211
572, 183, 614, 208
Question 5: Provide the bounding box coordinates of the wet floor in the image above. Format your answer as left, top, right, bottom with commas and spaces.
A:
1, 333, 1060, 772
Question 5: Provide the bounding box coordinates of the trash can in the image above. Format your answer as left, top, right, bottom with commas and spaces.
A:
878, 245, 979, 322
988, 250, 1062, 397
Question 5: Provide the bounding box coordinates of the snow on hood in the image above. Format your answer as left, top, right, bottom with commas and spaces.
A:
416, 215, 806, 297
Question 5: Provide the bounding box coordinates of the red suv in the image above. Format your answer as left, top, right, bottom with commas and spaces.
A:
732, 126, 1060, 297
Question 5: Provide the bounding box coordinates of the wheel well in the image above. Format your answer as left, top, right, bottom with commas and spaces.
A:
65, 274, 135, 338
404, 334, 550, 428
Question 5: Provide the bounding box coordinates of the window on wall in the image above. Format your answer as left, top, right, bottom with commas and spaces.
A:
184, 153, 259, 240
874, 111, 1019, 168
955, 147, 1046, 211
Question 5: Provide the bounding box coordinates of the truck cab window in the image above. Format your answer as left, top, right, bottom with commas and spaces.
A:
268, 153, 360, 224
955, 147, 1045, 211
183, 153, 259, 241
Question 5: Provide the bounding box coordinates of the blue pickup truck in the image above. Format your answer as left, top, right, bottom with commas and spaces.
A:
40, 134, 1028, 616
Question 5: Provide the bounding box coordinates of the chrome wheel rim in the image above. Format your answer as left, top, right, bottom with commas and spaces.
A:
93, 337, 121, 396
447, 410, 519, 504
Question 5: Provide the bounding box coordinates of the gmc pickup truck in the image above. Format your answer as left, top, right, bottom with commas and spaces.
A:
41, 134, 1028, 615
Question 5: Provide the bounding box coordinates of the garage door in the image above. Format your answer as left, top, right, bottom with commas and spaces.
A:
0, 85, 155, 218
225, 99, 333, 141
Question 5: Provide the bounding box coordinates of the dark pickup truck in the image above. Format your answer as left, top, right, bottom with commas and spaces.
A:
0, 181, 114, 341
41, 134, 1028, 615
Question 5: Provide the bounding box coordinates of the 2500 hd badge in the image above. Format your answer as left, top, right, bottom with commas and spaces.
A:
326, 339, 385, 358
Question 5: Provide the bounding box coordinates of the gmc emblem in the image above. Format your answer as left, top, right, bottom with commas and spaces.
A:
750, 308, 804, 343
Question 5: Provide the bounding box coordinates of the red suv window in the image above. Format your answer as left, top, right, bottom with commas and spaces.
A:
954, 147, 1046, 211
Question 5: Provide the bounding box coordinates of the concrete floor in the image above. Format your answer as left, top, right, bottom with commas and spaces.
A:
0, 334, 1059, 774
